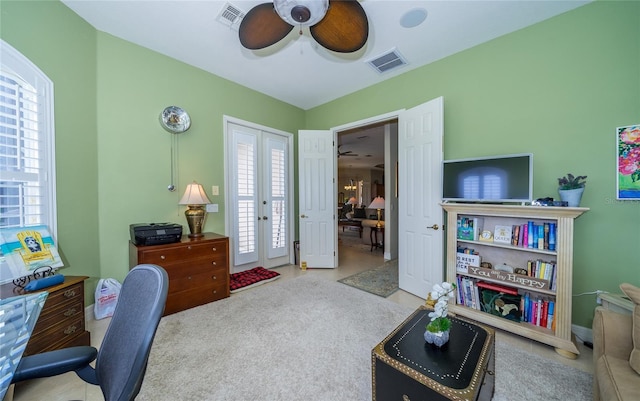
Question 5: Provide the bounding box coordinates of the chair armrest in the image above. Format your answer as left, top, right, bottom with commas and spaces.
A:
593, 306, 633, 364
12, 346, 97, 383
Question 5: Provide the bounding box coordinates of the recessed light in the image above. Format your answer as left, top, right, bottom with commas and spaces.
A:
400, 8, 427, 28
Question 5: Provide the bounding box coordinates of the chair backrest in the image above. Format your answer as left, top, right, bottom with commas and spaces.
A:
95, 264, 168, 401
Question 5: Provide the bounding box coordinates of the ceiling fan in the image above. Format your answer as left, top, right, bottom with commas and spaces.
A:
338, 146, 358, 157
239, 0, 368, 53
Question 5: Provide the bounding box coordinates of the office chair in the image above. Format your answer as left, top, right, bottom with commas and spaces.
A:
12, 264, 169, 401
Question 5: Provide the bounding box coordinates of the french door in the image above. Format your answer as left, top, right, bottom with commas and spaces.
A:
225, 117, 294, 273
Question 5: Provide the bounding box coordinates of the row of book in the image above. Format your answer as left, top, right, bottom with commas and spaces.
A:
510, 221, 557, 251
528, 259, 558, 290
522, 292, 555, 330
456, 216, 558, 252
456, 275, 555, 330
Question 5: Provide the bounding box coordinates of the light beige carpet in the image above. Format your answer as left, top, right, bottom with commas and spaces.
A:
139, 274, 592, 401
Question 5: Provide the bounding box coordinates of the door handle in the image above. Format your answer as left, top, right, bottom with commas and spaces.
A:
258, 217, 262, 220
263, 216, 268, 220
427, 224, 439, 230
300, 214, 308, 218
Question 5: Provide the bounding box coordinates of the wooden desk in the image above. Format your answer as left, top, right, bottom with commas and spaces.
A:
338, 220, 363, 237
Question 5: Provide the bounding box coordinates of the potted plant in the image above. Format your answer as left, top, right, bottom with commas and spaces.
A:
557, 173, 587, 207
424, 281, 456, 347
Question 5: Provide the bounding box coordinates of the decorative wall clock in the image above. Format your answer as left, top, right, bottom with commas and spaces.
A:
159, 106, 191, 191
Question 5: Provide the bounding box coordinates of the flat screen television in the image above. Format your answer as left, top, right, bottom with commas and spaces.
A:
442, 153, 533, 203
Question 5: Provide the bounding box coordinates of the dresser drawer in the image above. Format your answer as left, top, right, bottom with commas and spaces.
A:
138, 241, 225, 265
164, 263, 227, 294
25, 314, 86, 355
164, 282, 229, 315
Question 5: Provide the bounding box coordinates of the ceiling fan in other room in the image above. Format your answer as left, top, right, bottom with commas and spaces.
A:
338, 146, 358, 157
239, 0, 368, 53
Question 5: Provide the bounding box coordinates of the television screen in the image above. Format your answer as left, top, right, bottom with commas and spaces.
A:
442, 153, 533, 203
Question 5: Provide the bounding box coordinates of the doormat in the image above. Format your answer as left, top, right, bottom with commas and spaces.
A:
230, 267, 281, 293
338, 259, 398, 298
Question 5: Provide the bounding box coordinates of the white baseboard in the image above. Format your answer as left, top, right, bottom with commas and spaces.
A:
572, 324, 593, 344
85, 304, 95, 323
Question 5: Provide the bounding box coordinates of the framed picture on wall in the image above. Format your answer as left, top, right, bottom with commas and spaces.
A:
616, 124, 640, 200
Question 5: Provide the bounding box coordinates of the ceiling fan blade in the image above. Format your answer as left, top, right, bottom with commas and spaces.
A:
239, 3, 294, 50
310, 0, 368, 53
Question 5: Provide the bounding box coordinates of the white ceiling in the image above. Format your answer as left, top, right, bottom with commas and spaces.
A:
61, 0, 590, 111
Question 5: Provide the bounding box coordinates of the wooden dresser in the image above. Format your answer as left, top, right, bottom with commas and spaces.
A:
0, 275, 91, 356
129, 233, 230, 315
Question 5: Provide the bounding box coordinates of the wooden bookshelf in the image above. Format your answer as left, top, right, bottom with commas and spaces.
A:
442, 203, 588, 358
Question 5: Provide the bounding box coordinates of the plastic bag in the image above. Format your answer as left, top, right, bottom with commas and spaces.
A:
94, 278, 122, 319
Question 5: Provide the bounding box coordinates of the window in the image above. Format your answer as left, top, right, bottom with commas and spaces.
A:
0, 40, 56, 234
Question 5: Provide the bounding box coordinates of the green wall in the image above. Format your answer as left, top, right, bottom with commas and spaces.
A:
306, 1, 640, 327
94, 33, 304, 285
2, 0, 638, 328
1, 1, 101, 291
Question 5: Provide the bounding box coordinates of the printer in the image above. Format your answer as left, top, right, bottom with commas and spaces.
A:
130, 223, 182, 246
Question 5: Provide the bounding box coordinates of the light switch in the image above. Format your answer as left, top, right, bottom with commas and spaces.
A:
211, 186, 219, 196
206, 204, 219, 213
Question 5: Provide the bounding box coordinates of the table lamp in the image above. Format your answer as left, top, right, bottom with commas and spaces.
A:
179, 181, 211, 238
368, 196, 385, 228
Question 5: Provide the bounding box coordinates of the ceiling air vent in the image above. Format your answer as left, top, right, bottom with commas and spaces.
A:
366, 48, 407, 74
217, 2, 245, 30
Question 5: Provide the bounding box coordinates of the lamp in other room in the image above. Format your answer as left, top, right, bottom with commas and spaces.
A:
368, 196, 385, 228
179, 181, 211, 238
347, 197, 357, 205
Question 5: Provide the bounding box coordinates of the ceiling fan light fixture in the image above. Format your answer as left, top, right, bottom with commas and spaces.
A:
274, 0, 329, 26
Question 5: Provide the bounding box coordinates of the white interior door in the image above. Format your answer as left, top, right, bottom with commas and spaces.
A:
398, 97, 445, 297
226, 118, 293, 272
298, 130, 337, 268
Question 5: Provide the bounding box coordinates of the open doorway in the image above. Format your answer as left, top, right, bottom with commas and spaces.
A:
336, 119, 398, 263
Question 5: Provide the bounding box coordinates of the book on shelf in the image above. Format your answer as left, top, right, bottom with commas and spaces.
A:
457, 217, 484, 240
476, 280, 519, 295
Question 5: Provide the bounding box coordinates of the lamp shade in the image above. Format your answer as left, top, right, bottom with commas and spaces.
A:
347, 197, 357, 205
179, 182, 211, 205
368, 196, 385, 209
274, 0, 329, 26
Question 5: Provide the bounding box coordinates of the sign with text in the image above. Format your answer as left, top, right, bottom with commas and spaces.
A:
466, 266, 550, 291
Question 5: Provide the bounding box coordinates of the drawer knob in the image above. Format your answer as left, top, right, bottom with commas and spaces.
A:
64, 325, 77, 335
212, 275, 217, 280
63, 308, 77, 317
212, 247, 217, 252
212, 290, 217, 294
160, 255, 166, 260
63, 290, 76, 298
188, 246, 192, 250
212, 261, 217, 266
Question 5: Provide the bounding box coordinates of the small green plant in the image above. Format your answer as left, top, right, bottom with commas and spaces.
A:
426, 282, 456, 333
558, 173, 587, 190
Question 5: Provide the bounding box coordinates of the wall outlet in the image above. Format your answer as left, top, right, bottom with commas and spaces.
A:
211, 186, 219, 196
206, 204, 219, 213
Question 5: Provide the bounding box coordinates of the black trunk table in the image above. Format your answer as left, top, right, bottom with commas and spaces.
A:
372, 306, 495, 401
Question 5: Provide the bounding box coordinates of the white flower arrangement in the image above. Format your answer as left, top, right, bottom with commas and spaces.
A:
426, 281, 456, 333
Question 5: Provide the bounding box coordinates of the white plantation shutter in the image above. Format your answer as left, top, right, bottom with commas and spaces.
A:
0, 40, 56, 233
232, 130, 259, 265
265, 136, 287, 258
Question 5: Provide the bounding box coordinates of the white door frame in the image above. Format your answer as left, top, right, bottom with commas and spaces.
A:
332, 111, 403, 260
223, 115, 295, 272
